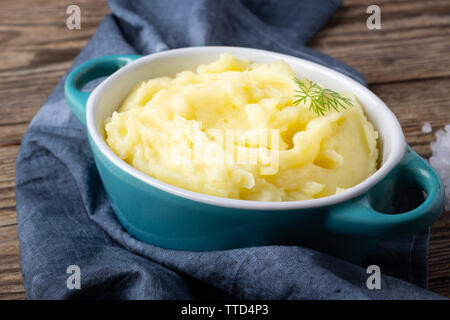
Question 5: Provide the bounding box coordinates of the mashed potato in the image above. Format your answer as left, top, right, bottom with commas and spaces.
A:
104, 53, 378, 201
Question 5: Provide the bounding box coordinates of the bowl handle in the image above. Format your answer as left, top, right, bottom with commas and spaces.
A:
326, 145, 444, 237
64, 54, 142, 126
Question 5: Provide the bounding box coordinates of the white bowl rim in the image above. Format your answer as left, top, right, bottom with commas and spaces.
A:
86, 46, 406, 211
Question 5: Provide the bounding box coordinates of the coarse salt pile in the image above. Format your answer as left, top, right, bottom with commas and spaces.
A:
422, 122, 432, 133
429, 124, 450, 210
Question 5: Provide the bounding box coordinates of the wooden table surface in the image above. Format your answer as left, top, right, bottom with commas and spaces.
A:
1, 0, 449, 299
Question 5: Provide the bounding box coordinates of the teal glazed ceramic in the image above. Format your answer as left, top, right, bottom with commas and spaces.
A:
64, 47, 445, 263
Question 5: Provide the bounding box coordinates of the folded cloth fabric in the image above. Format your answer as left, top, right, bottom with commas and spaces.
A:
15, 0, 445, 299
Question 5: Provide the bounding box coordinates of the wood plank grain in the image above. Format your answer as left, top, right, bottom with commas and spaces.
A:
0, 145, 24, 299
310, 0, 450, 84
0, 0, 110, 146
370, 77, 450, 158
0, 146, 19, 228
0, 63, 72, 146
0, 227, 25, 300
0, 0, 109, 71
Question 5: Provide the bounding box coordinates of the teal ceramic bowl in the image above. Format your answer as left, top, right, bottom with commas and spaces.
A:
64, 47, 444, 263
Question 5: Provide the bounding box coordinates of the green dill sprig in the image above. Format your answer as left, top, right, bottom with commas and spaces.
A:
293, 78, 353, 116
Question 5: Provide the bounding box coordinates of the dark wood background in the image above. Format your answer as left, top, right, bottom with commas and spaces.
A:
1, 0, 449, 299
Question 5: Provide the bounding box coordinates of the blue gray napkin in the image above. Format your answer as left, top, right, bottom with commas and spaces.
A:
15, 0, 444, 299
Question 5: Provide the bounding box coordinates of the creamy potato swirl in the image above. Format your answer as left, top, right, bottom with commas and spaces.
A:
104, 54, 378, 201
